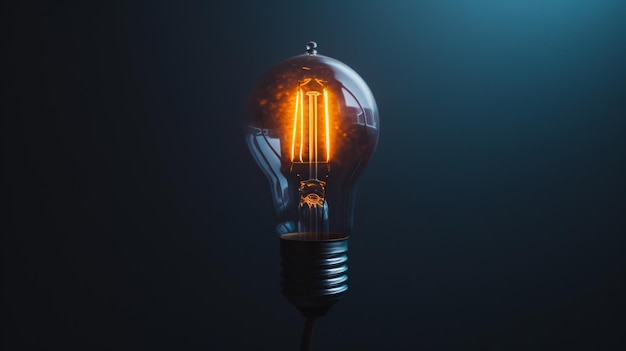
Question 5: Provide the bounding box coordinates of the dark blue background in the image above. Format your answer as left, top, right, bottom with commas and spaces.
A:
3, 1, 625, 350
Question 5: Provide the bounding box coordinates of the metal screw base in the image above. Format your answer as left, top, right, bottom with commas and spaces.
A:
280, 233, 349, 318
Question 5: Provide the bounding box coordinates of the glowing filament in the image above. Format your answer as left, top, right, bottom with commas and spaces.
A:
290, 79, 331, 164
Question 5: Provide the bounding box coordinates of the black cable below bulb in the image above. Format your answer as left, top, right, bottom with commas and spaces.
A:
300, 316, 317, 351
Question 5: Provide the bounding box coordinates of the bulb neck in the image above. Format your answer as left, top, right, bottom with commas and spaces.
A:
279, 233, 349, 318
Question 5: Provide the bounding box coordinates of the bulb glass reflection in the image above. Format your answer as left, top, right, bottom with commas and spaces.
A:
245, 43, 379, 237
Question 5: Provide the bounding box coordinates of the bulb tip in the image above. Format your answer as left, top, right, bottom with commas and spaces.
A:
306, 41, 317, 55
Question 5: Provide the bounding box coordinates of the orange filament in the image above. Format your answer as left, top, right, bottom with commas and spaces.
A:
290, 79, 331, 165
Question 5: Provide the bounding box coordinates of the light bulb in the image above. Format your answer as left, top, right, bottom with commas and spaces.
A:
244, 41, 379, 327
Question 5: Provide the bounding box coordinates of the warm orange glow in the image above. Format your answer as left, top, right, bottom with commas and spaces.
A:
290, 89, 300, 163
290, 78, 331, 165
324, 88, 330, 162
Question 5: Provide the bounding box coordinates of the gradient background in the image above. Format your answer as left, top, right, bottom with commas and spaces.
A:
3, 1, 625, 350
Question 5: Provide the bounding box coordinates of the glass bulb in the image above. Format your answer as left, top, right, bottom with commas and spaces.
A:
245, 42, 379, 238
